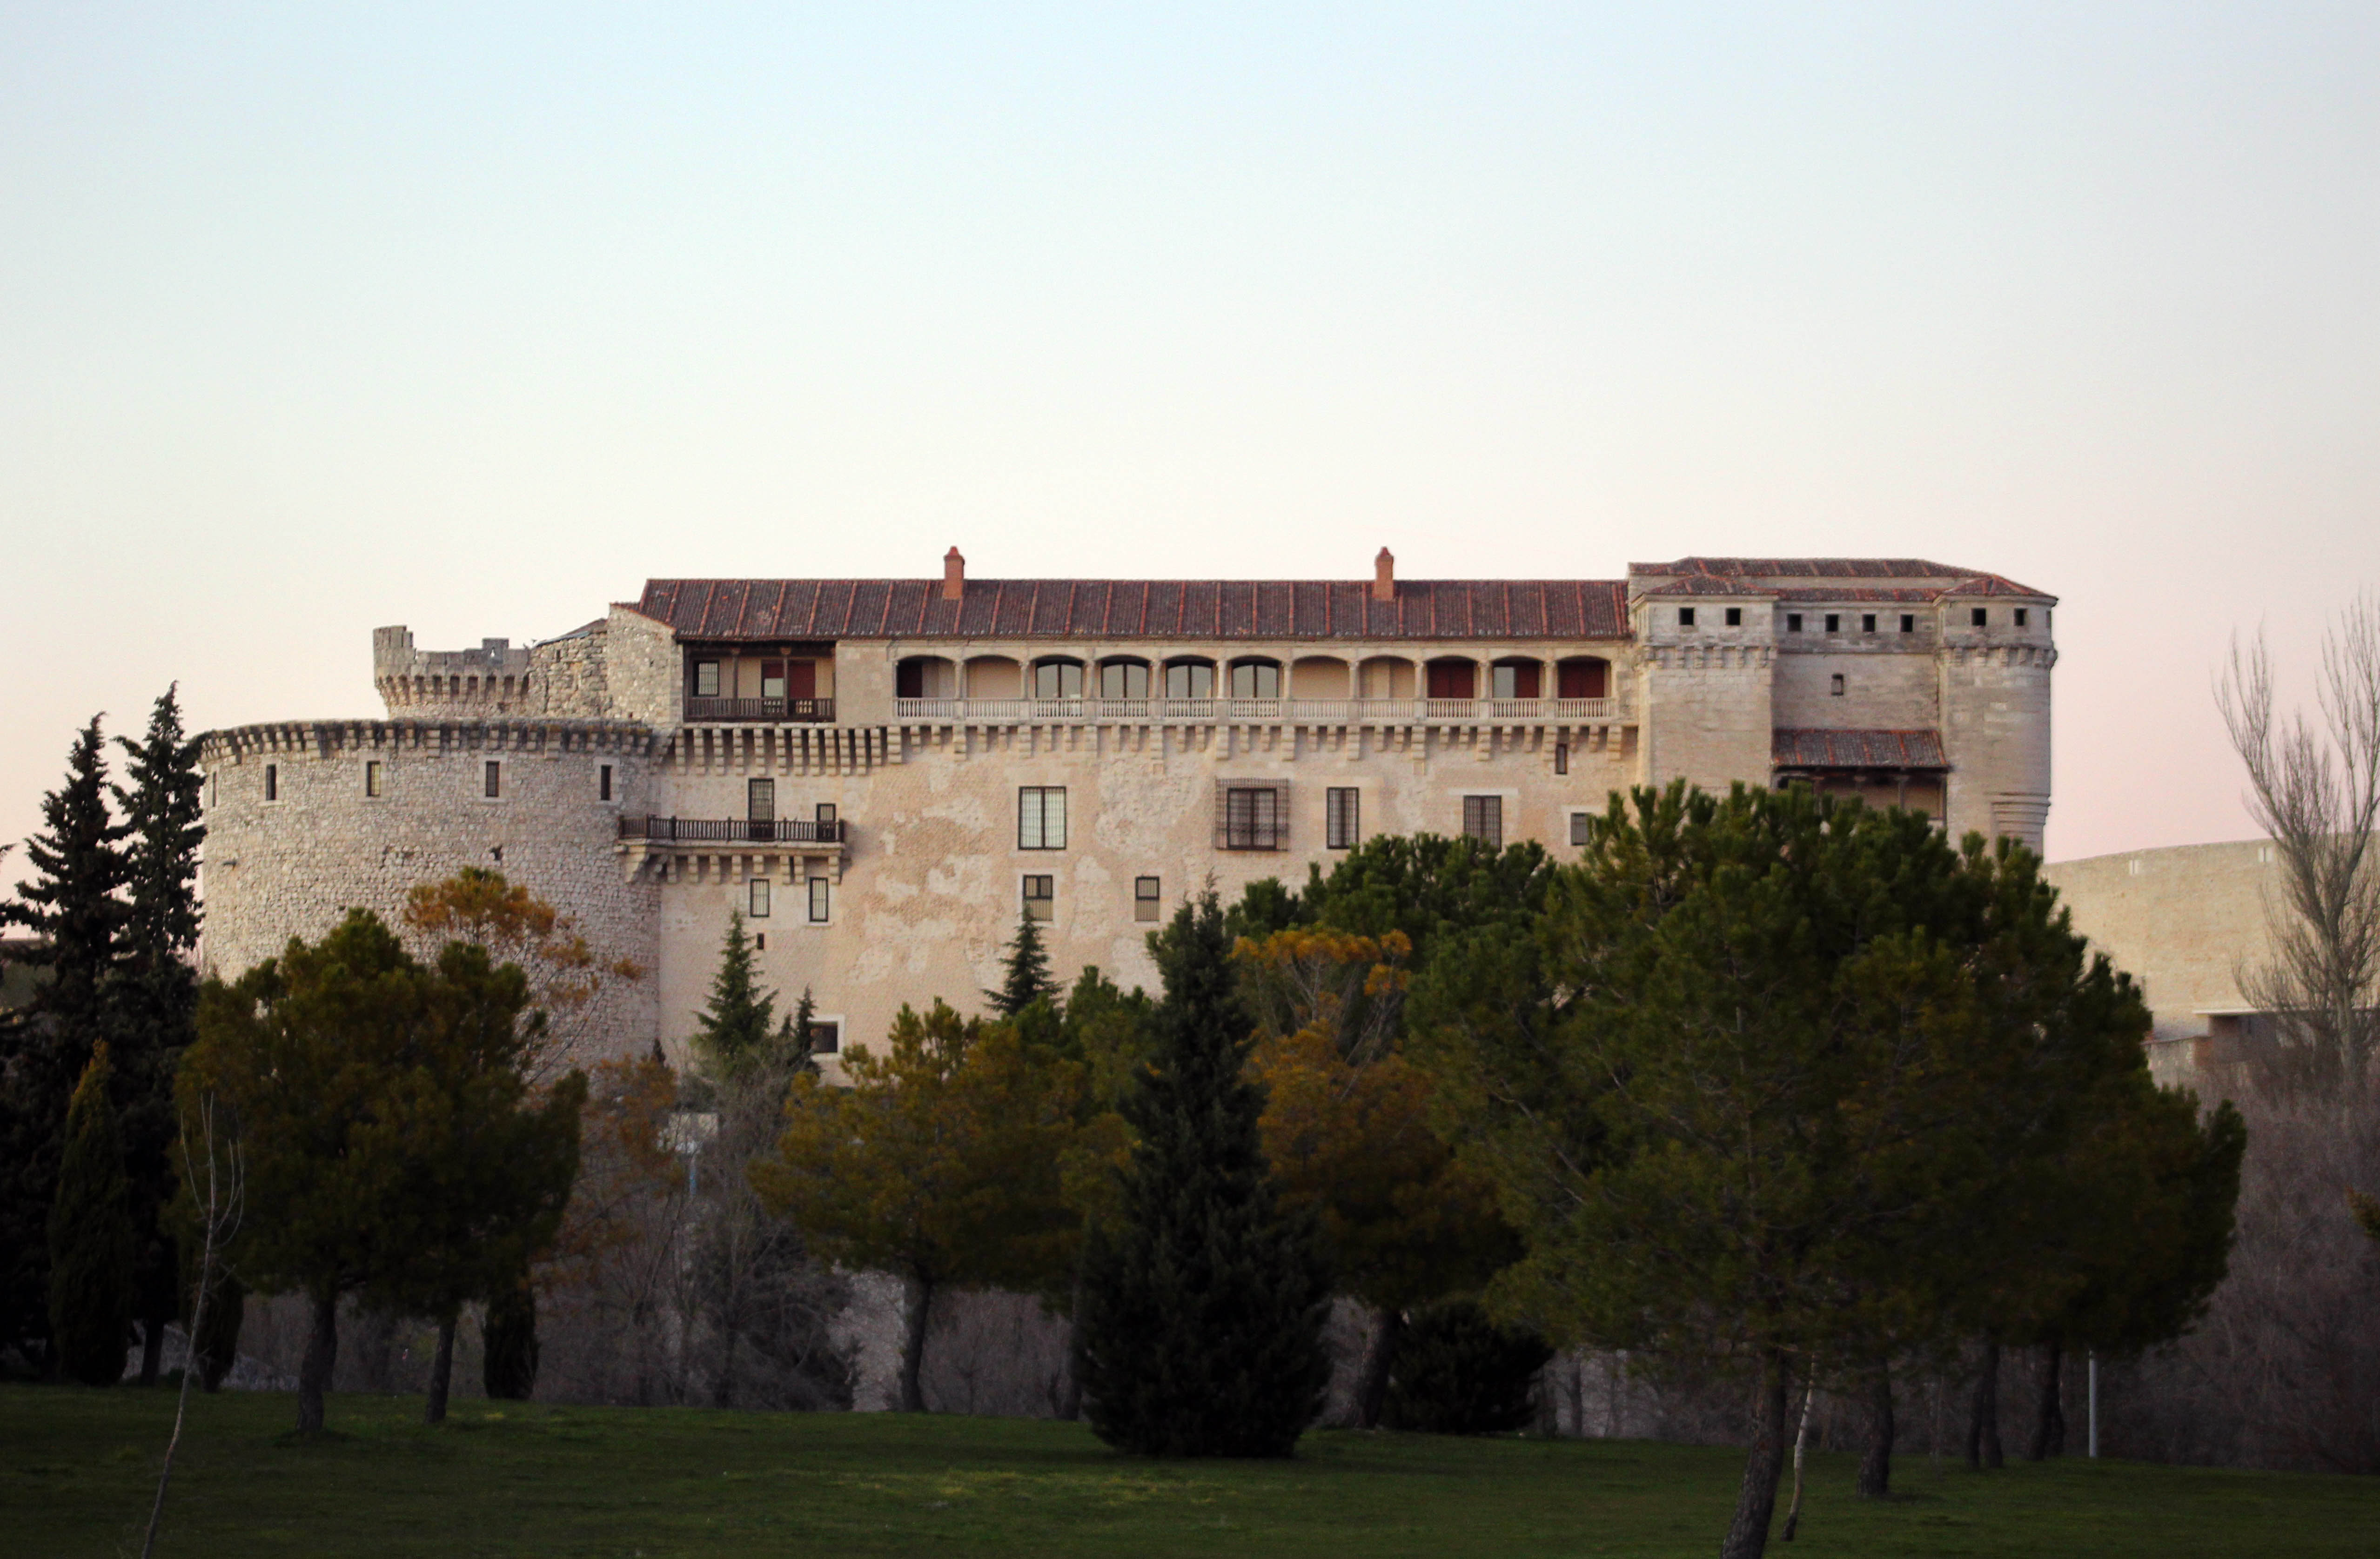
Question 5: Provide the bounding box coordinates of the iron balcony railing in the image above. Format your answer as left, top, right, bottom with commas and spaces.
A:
619, 816, 846, 845
888, 695, 1624, 723
684, 696, 837, 723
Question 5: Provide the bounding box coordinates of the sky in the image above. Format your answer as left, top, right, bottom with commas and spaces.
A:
3, 2, 2376, 886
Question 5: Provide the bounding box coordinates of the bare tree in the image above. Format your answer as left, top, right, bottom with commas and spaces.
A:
142, 1097, 243, 1559
2218, 593, 2380, 1085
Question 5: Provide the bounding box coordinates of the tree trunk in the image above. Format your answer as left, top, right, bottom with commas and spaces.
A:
1966, 1341, 2003, 1471
140, 1315, 167, 1387
898, 1276, 934, 1413
2026, 1341, 2065, 1460
424, 1312, 457, 1425
1356, 1307, 1404, 1430
1719, 1350, 1793, 1559
1857, 1364, 1895, 1499
297, 1291, 339, 1435
713, 1324, 738, 1410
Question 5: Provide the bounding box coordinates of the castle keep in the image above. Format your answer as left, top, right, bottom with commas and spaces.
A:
198, 552, 2057, 1066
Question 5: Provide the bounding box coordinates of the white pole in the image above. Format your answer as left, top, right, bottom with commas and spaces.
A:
2088, 1350, 2099, 1458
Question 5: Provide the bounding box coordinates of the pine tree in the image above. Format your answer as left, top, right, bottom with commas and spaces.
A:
111, 687, 207, 1384
48, 1044, 134, 1385
691, 912, 778, 1078
0, 718, 130, 1358
985, 909, 1058, 1018
1071, 890, 1332, 1457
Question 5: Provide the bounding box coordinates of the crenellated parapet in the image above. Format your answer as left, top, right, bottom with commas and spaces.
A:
372, 622, 615, 720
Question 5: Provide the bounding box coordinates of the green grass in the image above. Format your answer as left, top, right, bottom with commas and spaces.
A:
2, 1385, 2369, 1557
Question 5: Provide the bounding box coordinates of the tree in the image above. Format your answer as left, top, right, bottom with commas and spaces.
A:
143, 1093, 241, 1559
757, 999, 1079, 1411
689, 912, 788, 1080
0, 718, 129, 1359
2217, 592, 2380, 1085
48, 1043, 134, 1385
1381, 1299, 1553, 1435
1071, 890, 1332, 1457
483, 1276, 540, 1400
985, 909, 1059, 1018
111, 687, 207, 1385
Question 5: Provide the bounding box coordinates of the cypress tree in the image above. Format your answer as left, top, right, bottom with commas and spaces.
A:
48, 1044, 134, 1385
111, 686, 207, 1385
0, 718, 130, 1359
1072, 890, 1331, 1457
691, 912, 777, 1077
985, 909, 1059, 1018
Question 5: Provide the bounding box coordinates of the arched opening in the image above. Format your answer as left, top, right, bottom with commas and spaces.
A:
1357, 656, 1415, 700
963, 656, 1021, 699
1162, 657, 1216, 699
1097, 657, 1152, 700
1423, 657, 1477, 700
1290, 656, 1351, 698
1227, 657, 1282, 700
1555, 656, 1610, 701
895, 655, 959, 700
1031, 656, 1086, 700
1489, 657, 1542, 700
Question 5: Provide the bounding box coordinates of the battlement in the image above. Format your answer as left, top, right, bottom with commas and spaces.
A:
373, 622, 612, 721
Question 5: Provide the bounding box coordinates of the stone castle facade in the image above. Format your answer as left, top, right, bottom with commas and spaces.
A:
198, 551, 2057, 1067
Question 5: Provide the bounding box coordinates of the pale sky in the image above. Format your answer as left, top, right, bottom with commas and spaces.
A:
4, 4, 2376, 886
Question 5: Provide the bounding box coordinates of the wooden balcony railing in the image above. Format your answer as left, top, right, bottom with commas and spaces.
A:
684, 696, 836, 723
889, 696, 1624, 724
619, 816, 846, 845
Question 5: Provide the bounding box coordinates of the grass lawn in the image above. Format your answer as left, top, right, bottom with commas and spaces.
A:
2, 1384, 2371, 1557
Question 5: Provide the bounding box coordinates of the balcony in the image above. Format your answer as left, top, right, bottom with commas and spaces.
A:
619, 815, 845, 844
685, 696, 836, 723
889, 696, 1626, 724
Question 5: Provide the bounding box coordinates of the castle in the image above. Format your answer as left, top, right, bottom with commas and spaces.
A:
196, 551, 2057, 1066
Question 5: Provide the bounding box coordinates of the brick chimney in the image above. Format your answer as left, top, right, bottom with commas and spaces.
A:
1372, 547, 1395, 603
943, 547, 965, 601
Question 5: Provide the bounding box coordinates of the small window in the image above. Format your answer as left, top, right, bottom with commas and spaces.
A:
1134, 876, 1162, 923
1825, 614, 1840, 634
1327, 787, 1361, 850
1164, 660, 1215, 699
1900, 614, 1915, 634
1971, 607, 1988, 627
761, 659, 787, 700
694, 660, 722, 697
749, 878, 771, 917
808, 1020, 841, 1055
1862, 614, 1876, 634
599, 763, 613, 802
1228, 660, 1281, 699
1462, 796, 1503, 850
1033, 660, 1085, 700
264, 763, 279, 802
1099, 660, 1151, 699
2015, 608, 2030, 627
1678, 607, 1696, 628
748, 777, 775, 823
1553, 742, 1569, 776
1569, 811, 1593, 847
1786, 613, 1803, 633
364, 760, 383, 798
1724, 607, 1742, 627
484, 761, 502, 798
1021, 874, 1054, 921
1223, 787, 1285, 850
1830, 674, 1846, 696
808, 877, 831, 923
1018, 787, 1067, 850
755, 931, 767, 951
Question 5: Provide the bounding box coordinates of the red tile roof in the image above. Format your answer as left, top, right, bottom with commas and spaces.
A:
1771, 729, 1949, 769
635, 579, 1632, 642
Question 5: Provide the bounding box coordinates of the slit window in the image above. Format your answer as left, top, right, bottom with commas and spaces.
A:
809, 877, 831, 923
364, 761, 383, 798
1222, 787, 1286, 850
749, 878, 771, 917
1554, 742, 1569, 776
484, 761, 502, 798
1462, 796, 1503, 850
1134, 876, 1161, 923
264, 763, 278, 802
1021, 874, 1054, 921
1327, 787, 1361, 850
600, 764, 613, 801
1018, 787, 1067, 850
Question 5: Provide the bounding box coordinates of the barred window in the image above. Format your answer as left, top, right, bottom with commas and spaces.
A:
809, 877, 831, 923
364, 760, 383, 797
1326, 788, 1360, 850
1223, 787, 1285, 850
1462, 795, 1502, 850
1022, 874, 1054, 921
808, 1020, 840, 1055
1570, 811, 1593, 847
749, 878, 771, 917
1134, 876, 1161, 923
1553, 743, 1569, 776
694, 660, 722, 697
1018, 787, 1067, 850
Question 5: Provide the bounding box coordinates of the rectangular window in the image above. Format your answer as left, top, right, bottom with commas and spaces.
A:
1724, 607, 1742, 627
1021, 874, 1054, 921
816, 802, 838, 839
1971, 607, 1988, 627
1165, 661, 1214, 698
1034, 660, 1084, 699
748, 778, 775, 822
1830, 673, 1846, 696
1553, 742, 1569, 776
755, 932, 766, 951
1570, 811, 1593, 847
694, 660, 722, 697
1462, 796, 1503, 850
2015, 608, 2030, 627
1134, 876, 1162, 923
264, 763, 278, 802
364, 760, 383, 797
1862, 613, 1876, 633
1228, 661, 1281, 699
761, 659, 787, 700
1018, 787, 1067, 850
1825, 613, 1840, 634
1900, 614, 1915, 634
1786, 613, 1803, 633
1221, 786, 1285, 850
1677, 607, 1696, 628
809, 1020, 841, 1055
484, 760, 502, 798
1100, 661, 1150, 699
600, 764, 614, 801
749, 878, 771, 917
1326, 787, 1361, 849
808, 877, 831, 923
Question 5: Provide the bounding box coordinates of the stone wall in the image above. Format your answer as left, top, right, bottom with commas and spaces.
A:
532, 624, 612, 718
